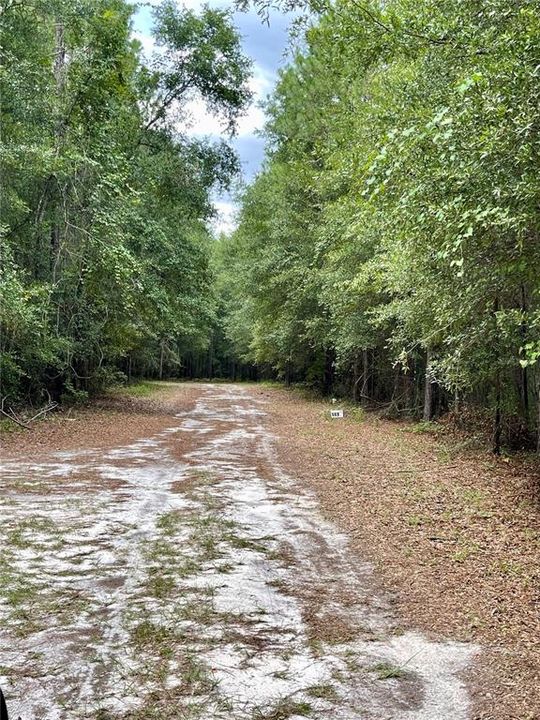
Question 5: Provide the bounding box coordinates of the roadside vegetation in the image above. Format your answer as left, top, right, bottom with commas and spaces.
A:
215, 0, 540, 454
0, 0, 252, 407
2, 0, 540, 459
265, 385, 540, 718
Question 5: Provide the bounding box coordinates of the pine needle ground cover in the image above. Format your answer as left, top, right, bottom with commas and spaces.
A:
266, 386, 540, 720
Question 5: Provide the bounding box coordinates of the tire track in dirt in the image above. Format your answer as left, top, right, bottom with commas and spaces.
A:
0, 383, 477, 719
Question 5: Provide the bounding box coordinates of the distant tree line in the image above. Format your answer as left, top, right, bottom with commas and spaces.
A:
215, 0, 540, 452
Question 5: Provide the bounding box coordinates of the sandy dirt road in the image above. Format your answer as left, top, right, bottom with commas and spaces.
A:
0, 384, 477, 719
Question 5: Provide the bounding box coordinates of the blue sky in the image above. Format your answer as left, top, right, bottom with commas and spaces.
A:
131, 1, 293, 233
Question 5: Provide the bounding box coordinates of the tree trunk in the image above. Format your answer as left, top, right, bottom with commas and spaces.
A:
537, 380, 540, 455
51, 21, 66, 280
207, 340, 213, 379
361, 349, 369, 406
520, 284, 530, 427
492, 295, 501, 454
403, 368, 412, 414
522, 365, 530, 426
323, 347, 335, 395
159, 341, 164, 380
390, 363, 400, 411
493, 373, 502, 455
352, 354, 359, 403
423, 350, 433, 422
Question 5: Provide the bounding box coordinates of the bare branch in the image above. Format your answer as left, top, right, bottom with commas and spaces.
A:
27, 403, 58, 424
0, 397, 30, 429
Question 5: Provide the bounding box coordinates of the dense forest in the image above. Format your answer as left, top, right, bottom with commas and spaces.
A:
0, 0, 252, 401
2, 0, 540, 452
216, 0, 540, 452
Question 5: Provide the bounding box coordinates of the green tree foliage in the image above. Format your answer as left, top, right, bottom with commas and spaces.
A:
0, 0, 251, 401
219, 0, 540, 450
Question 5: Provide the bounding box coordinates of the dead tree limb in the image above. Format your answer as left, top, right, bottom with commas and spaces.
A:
1, 397, 58, 429
1, 398, 31, 429
28, 403, 58, 423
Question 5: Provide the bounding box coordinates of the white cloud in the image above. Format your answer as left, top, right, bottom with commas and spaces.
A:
211, 200, 238, 235
185, 98, 266, 139
186, 63, 274, 139
132, 23, 274, 138
132, 3, 277, 234
132, 30, 157, 58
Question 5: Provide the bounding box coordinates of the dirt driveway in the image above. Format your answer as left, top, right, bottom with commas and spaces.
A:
0, 383, 476, 719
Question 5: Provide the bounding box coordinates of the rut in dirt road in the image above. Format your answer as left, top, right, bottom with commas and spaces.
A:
0, 384, 477, 719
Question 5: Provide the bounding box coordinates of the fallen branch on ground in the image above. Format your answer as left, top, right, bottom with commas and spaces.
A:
28, 402, 58, 423
1, 396, 58, 429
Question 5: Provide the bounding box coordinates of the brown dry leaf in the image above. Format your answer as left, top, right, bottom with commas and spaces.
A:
262, 386, 540, 720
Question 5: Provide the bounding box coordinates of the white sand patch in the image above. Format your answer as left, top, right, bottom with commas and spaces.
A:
0, 384, 477, 719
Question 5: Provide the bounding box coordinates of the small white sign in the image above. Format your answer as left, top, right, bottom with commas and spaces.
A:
330, 409, 344, 419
